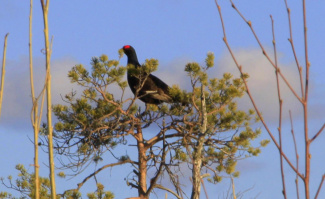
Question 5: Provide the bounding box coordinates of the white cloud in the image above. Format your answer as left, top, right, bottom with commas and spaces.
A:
153, 49, 306, 124
155, 57, 192, 90
0, 56, 79, 128
215, 48, 304, 124
2, 48, 323, 132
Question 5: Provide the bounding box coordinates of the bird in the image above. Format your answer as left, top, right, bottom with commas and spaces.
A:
122, 45, 175, 105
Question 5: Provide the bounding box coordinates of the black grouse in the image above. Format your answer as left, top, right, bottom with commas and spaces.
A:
123, 45, 174, 105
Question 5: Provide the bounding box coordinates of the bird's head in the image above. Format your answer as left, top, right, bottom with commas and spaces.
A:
122, 45, 140, 66
123, 45, 136, 57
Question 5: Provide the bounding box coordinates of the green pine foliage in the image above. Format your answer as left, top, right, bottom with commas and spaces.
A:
171, 52, 269, 184
0, 164, 67, 199
0, 165, 114, 199
86, 183, 114, 199
53, 55, 131, 163
42, 49, 268, 196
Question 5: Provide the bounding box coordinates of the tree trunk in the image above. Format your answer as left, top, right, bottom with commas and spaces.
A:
191, 84, 207, 199
137, 125, 148, 199
191, 144, 203, 199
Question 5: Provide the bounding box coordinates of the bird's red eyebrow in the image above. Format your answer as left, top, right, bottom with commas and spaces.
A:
124, 45, 131, 49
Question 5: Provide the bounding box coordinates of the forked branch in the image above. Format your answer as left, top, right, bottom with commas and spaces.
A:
229, 0, 303, 103
214, 0, 303, 179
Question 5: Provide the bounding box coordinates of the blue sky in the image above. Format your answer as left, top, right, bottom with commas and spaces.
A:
0, 0, 325, 198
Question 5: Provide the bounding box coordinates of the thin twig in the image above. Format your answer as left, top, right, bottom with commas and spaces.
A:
271, 15, 287, 199
59, 160, 134, 197
146, 129, 167, 196
283, 0, 305, 98
315, 174, 325, 199
289, 110, 300, 199
310, 123, 325, 143
214, 0, 303, 179
201, 178, 209, 199
153, 184, 182, 199
229, 0, 303, 104
231, 177, 236, 199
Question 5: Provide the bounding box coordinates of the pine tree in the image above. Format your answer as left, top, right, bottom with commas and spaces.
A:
50, 50, 267, 198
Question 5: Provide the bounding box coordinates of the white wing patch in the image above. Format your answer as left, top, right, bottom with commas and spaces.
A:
145, 90, 172, 102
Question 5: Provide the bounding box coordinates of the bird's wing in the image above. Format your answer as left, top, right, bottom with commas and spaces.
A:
148, 74, 170, 91
144, 74, 172, 102
145, 90, 172, 102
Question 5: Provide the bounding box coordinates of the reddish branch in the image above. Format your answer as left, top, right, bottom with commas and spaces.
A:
315, 174, 325, 199
214, 0, 323, 198
270, 15, 287, 199
229, 0, 303, 104
214, 0, 303, 179
283, 0, 305, 98
289, 110, 300, 199
311, 123, 325, 143
301, 0, 311, 198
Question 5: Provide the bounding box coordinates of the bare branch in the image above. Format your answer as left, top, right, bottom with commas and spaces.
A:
153, 184, 182, 199
214, 0, 303, 179
0, 33, 9, 119
229, 0, 303, 103
146, 131, 167, 195
271, 15, 287, 199
201, 178, 209, 199
283, 0, 304, 98
289, 110, 300, 199
310, 123, 325, 143
315, 174, 325, 199
76, 160, 134, 191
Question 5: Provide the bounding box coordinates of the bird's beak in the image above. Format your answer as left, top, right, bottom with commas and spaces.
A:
118, 48, 124, 60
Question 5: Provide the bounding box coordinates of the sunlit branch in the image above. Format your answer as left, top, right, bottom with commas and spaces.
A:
0, 33, 9, 119
229, 0, 303, 104
214, 0, 304, 179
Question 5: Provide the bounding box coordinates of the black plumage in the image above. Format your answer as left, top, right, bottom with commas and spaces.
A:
123, 45, 173, 105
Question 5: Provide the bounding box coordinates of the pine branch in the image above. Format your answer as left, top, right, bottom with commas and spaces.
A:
153, 184, 182, 199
